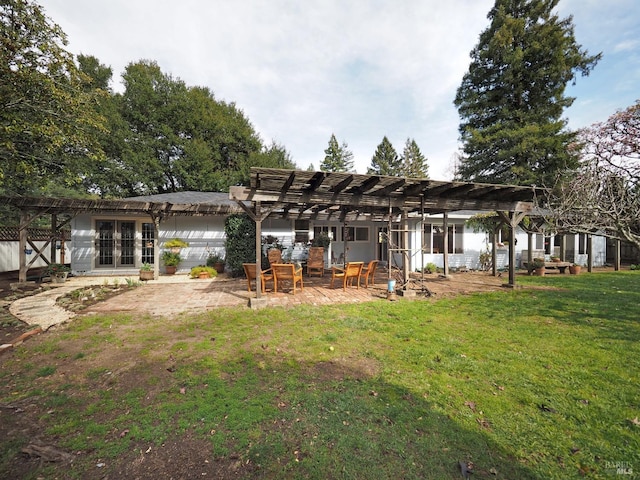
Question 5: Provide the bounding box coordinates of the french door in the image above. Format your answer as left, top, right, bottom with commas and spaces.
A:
96, 220, 136, 268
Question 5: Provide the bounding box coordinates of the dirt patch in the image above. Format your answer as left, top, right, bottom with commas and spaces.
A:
0, 273, 43, 341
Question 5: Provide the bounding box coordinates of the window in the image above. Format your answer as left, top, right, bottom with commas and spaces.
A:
343, 226, 369, 242
313, 225, 337, 242
294, 220, 309, 244
578, 233, 588, 254
423, 222, 464, 254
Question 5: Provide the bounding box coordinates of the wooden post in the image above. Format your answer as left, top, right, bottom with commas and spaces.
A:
51, 214, 58, 265
402, 210, 410, 288
19, 212, 28, 282
614, 239, 621, 271
255, 202, 262, 299
491, 227, 498, 277
442, 212, 449, 277
587, 234, 593, 272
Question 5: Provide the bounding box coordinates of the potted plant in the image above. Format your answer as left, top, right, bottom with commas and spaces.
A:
139, 262, 154, 281
164, 238, 189, 253
311, 232, 331, 248
190, 265, 218, 279
161, 251, 182, 274
45, 263, 71, 283
530, 258, 546, 276
206, 253, 225, 274
569, 263, 582, 275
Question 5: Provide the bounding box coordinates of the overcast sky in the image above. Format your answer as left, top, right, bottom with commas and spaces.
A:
41, 0, 639, 180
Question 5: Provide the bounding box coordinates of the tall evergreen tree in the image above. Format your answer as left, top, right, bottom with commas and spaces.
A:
368, 136, 401, 176
320, 134, 354, 172
400, 138, 429, 178
454, 0, 600, 186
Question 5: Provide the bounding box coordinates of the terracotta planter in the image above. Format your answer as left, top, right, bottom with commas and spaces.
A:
139, 270, 154, 281
214, 262, 225, 274
165, 265, 177, 275
198, 272, 211, 279
533, 267, 546, 276
51, 272, 68, 283
569, 265, 581, 275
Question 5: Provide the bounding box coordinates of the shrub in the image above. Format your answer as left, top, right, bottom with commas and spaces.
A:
424, 262, 437, 274
225, 214, 256, 277
45, 263, 71, 275
164, 238, 189, 249
161, 251, 181, 266
189, 266, 218, 279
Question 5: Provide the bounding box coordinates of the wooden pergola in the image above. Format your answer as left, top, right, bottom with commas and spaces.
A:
230, 168, 544, 304
0, 195, 243, 282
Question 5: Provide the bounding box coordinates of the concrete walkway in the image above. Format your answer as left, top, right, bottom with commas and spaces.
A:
8, 272, 391, 330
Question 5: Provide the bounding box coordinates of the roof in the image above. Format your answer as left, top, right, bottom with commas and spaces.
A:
230, 168, 544, 221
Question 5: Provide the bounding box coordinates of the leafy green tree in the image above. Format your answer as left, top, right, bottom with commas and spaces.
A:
454, 0, 600, 186
400, 138, 429, 178
83, 60, 266, 196
0, 0, 105, 196
320, 134, 354, 172
368, 136, 401, 176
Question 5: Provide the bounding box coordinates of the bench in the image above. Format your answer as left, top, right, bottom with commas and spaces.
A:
523, 261, 571, 274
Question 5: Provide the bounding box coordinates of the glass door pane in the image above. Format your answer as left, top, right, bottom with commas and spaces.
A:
142, 223, 155, 264
97, 221, 115, 267
119, 221, 135, 266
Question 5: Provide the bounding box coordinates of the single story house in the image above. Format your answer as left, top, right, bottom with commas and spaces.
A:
1, 169, 612, 284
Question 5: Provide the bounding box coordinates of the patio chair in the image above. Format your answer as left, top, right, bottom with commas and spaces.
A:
330, 261, 364, 290
271, 263, 304, 294
306, 247, 325, 277
360, 260, 378, 288
267, 248, 282, 267
243, 263, 274, 293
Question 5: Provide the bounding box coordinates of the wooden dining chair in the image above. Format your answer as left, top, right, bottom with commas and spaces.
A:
271, 263, 304, 294
330, 261, 364, 290
306, 247, 325, 277
243, 263, 274, 293
267, 248, 282, 267
360, 260, 378, 288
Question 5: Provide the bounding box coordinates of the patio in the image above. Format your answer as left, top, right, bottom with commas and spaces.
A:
72, 268, 507, 318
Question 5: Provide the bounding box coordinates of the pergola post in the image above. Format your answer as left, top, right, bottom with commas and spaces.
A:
255, 202, 263, 299
491, 226, 499, 277
498, 210, 527, 287
402, 210, 410, 288
587, 234, 593, 272
614, 239, 621, 271
18, 212, 28, 283
442, 212, 449, 277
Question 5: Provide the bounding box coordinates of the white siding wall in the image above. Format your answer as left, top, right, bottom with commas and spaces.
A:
71, 215, 94, 275
70, 212, 609, 276
0, 242, 66, 273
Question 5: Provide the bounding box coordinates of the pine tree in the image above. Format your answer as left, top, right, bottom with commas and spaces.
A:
400, 138, 429, 178
368, 136, 401, 176
454, 0, 600, 186
320, 134, 354, 172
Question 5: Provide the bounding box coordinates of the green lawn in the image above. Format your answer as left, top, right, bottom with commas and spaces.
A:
1, 271, 639, 479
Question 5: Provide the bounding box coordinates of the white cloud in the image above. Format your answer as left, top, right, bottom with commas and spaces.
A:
42, 0, 638, 180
